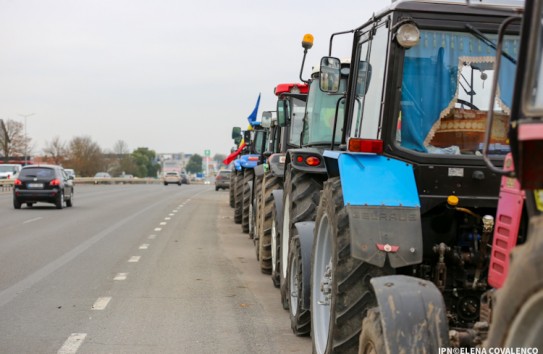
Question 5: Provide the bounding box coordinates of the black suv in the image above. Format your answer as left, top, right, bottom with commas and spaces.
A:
13, 165, 74, 209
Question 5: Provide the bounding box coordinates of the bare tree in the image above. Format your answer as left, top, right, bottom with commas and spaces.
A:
66, 136, 104, 177
0, 119, 27, 162
110, 140, 137, 176
43, 136, 68, 165
113, 140, 130, 155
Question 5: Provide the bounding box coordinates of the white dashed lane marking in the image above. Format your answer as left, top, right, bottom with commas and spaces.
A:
92, 297, 111, 310
57, 333, 87, 354
139, 244, 149, 250
159, 222, 167, 225
128, 256, 141, 263
154, 228, 162, 231
148, 235, 156, 240
114, 273, 128, 281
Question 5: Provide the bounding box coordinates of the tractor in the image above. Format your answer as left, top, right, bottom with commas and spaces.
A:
306, 1, 525, 353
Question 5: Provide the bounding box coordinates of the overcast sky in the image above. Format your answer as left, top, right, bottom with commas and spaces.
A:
0, 0, 386, 158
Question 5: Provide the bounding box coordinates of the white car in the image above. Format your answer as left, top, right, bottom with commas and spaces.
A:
163, 172, 182, 186
0, 164, 22, 179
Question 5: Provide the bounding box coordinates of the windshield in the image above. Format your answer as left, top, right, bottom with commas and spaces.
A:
398, 29, 519, 156
0, 165, 19, 173
302, 77, 345, 145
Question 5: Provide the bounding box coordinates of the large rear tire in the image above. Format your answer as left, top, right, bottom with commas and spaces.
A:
281, 165, 323, 310
486, 215, 543, 349
311, 177, 392, 354
234, 171, 243, 224
271, 204, 281, 288
241, 169, 254, 234
13, 198, 21, 209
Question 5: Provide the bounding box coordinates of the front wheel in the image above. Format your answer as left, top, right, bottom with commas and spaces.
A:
311, 177, 392, 354
358, 308, 386, 354
281, 165, 323, 310
288, 235, 310, 336
271, 204, 281, 288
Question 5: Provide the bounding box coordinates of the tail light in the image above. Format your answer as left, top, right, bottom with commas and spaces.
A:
296, 155, 322, 167
50, 179, 61, 186
14, 179, 22, 186
348, 138, 384, 154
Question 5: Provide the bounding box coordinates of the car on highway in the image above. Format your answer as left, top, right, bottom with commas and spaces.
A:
163, 171, 182, 186
0, 163, 22, 179
94, 172, 112, 184
215, 170, 231, 191
180, 171, 190, 184
13, 165, 74, 209
64, 168, 76, 179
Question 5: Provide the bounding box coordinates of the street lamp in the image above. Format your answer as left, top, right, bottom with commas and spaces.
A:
19, 113, 34, 165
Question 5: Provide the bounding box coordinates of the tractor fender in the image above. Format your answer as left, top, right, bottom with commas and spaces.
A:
268, 153, 286, 178
330, 151, 423, 268
293, 221, 315, 311
272, 190, 284, 232
286, 148, 327, 174
370, 275, 450, 353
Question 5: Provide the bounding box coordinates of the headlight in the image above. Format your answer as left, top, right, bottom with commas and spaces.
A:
396, 23, 420, 48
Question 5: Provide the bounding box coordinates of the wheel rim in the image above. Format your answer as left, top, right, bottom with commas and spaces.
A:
312, 212, 332, 354
271, 213, 277, 274
281, 193, 291, 278
289, 250, 299, 316
505, 288, 543, 348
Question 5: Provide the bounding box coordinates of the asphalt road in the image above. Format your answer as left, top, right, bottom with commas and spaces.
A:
0, 184, 311, 354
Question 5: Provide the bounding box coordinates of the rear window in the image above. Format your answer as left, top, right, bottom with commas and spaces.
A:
166, 172, 179, 176
218, 171, 231, 178
20, 168, 55, 179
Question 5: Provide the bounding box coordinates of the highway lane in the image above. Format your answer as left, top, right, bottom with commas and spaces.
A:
0, 184, 311, 353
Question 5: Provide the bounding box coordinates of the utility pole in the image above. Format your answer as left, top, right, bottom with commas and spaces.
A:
18, 113, 34, 165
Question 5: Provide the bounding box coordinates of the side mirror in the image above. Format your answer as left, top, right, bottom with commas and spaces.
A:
277, 99, 290, 127
320, 57, 341, 93
261, 111, 273, 128
231, 126, 242, 140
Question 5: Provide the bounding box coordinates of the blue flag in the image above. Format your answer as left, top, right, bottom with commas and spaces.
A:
247, 93, 261, 126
